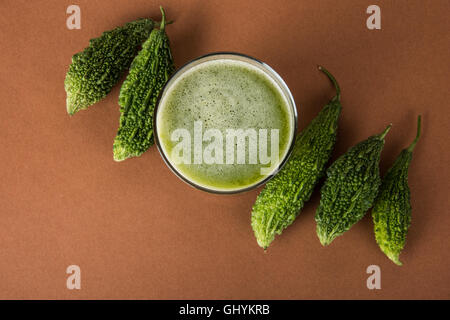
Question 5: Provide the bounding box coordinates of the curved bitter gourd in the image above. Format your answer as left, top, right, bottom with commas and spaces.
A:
113, 7, 175, 161
315, 124, 392, 246
372, 116, 421, 265
251, 66, 342, 250
65, 18, 156, 115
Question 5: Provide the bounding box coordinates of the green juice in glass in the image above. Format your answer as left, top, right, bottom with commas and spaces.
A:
156, 55, 295, 193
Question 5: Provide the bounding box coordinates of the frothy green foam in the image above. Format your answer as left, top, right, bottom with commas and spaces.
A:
157, 59, 293, 191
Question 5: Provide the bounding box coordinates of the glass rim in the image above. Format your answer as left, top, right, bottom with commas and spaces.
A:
153, 51, 298, 194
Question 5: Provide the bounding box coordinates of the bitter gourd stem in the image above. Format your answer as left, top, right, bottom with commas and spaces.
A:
379, 124, 392, 140
159, 6, 166, 30
158, 20, 173, 26
318, 65, 341, 101
407, 115, 422, 152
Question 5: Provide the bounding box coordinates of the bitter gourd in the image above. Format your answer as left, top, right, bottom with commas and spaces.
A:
251, 66, 342, 249
372, 116, 421, 265
315, 124, 392, 246
65, 18, 156, 115
113, 7, 175, 161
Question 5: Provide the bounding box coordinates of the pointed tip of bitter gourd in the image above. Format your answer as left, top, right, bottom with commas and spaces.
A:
67, 106, 75, 116
66, 103, 80, 116
386, 251, 403, 266
113, 139, 131, 162
256, 235, 272, 251
317, 225, 334, 246
407, 115, 422, 153
318, 65, 341, 101
318, 237, 331, 246
66, 93, 80, 116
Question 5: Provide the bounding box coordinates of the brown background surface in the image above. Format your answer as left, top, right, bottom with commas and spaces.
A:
0, 0, 449, 299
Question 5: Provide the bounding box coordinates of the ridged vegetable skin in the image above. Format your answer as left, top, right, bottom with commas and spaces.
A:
251, 66, 342, 249
372, 116, 421, 265
315, 124, 392, 246
113, 7, 175, 161
65, 18, 155, 115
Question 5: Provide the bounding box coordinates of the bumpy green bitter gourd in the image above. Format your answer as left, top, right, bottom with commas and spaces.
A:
251, 66, 342, 249
315, 124, 392, 246
113, 7, 175, 161
65, 18, 156, 115
372, 116, 421, 265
